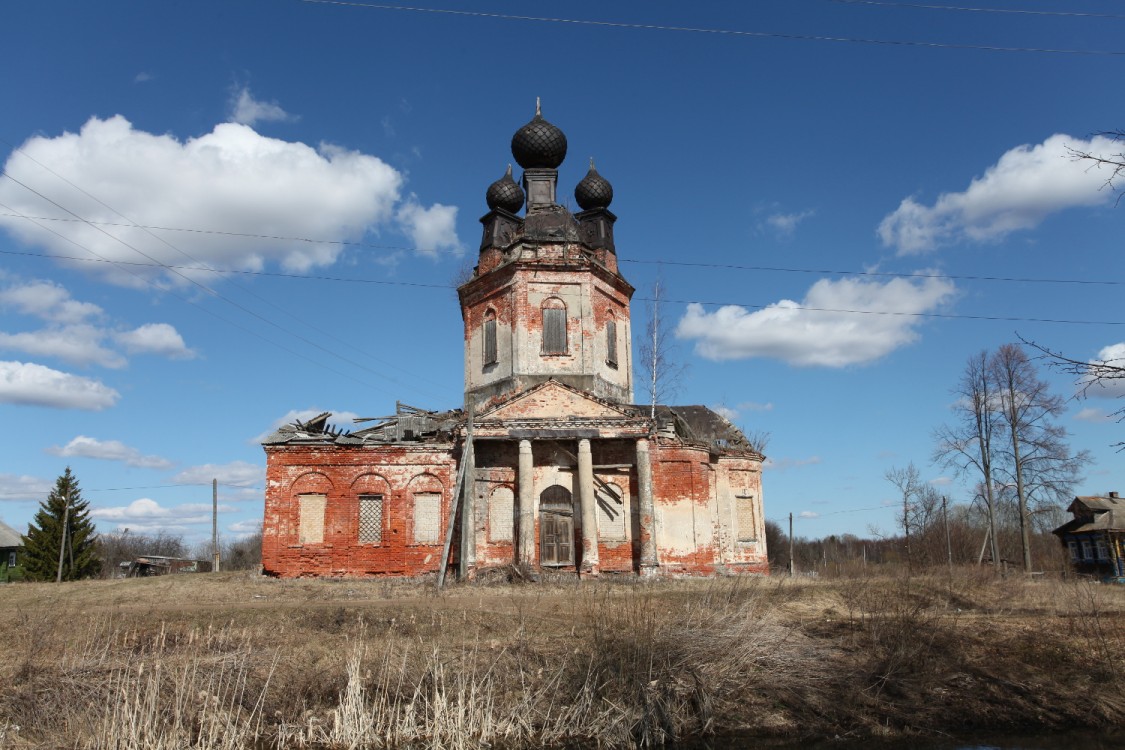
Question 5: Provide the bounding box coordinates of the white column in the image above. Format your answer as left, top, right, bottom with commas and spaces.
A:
578, 438, 599, 574
518, 440, 535, 568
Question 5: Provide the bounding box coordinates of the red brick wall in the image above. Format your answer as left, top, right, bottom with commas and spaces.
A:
262, 443, 457, 578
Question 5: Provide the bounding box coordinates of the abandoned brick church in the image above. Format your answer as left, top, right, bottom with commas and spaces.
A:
261, 106, 767, 578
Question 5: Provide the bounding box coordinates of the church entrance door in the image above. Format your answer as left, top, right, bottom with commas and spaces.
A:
539, 485, 575, 567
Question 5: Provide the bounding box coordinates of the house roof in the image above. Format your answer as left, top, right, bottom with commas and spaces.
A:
0, 519, 23, 548
1054, 494, 1125, 536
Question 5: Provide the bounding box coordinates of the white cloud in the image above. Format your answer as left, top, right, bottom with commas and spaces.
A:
712, 404, 739, 421
0, 473, 52, 502
90, 497, 235, 533
0, 360, 119, 410
878, 134, 1118, 254
172, 461, 263, 488
798, 511, 820, 519
229, 87, 296, 127
1081, 342, 1125, 399
114, 323, 195, 359
739, 401, 774, 412
929, 476, 954, 487
763, 209, 814, 237
229, 518, 263, 536
0, 115, 457, 284
47, 435, 174, 470
397, 198, 462, 256
134, 72, 154, 84
252, 408, 363, 444
676, 274, 955, 367
0, 324, 125, 368
764, 456, 822, 472
1074, 407, 1113, 423
0, 280, 102, 323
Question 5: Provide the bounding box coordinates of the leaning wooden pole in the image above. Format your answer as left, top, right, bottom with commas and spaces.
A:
438, 406, 473, 588
56, 489, 70, 583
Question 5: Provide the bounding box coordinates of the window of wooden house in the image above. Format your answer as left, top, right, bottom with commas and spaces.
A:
483, 310, 497, 366
1081, 540, 1094, 560
298, 493, 327, 545
358, 494, 384, 544
1096, 539, 1109, 560
542, 299, 567, 355
7, 551, 14, 567
413, 492, 441, 545
1068, 541, 1079, 561
606, 318, 618, 367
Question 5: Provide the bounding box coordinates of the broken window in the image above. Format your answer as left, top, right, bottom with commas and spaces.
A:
483, 311, 497, 366
596, 482, 626, 541
298, 493, 326, 545
358, 494, 383, 544
413, 492, 441, 545
542, 299, 567, 354
606, 319, 618, 367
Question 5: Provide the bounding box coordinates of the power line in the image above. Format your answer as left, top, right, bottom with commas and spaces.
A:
5, 212, 1121, 289
298, 0, 1125, 56
831, 0, 1125, 20
0, 172, 453, 401
1, 144, 448, 394
3, 245, 1120, 326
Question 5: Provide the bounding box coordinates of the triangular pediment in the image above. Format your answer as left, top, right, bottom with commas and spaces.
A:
478, 379, 634, 422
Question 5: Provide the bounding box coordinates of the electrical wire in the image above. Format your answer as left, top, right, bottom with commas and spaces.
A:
3, 213, 1121, 289
830, 0, 1125, 20
298, 0, 1125, 56
2, 245, 1120, 326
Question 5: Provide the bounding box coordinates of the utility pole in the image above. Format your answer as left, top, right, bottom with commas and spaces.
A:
56, 489, 70, 583
943, 496, 954, 596
212, 478, 220, 573
788, 512, 795, 578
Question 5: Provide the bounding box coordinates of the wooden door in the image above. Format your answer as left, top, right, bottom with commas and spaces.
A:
540, 511, 574, 566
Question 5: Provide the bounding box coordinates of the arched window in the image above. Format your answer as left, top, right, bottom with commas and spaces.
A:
541, 298, 567, 355
606, 317, 618, 367
483, 309, 497, 366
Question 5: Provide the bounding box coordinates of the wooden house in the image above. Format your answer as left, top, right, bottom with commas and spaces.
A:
1053, 492, 1125, 581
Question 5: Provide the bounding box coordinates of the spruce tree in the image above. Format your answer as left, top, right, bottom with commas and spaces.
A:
23, 467, 100, 581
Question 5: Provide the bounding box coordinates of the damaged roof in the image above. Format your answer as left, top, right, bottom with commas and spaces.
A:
1055, 494, 1125, 535
262, 404, 462, 446
642, 404, 762, 456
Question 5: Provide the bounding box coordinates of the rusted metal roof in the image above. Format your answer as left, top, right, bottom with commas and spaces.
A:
0, 519, 22, 549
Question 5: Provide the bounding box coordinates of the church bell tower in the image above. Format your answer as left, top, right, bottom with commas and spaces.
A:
458, 103, 635, 413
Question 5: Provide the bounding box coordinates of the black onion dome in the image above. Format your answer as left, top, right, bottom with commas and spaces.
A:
511, 101, 567, 169
574, 158, 613, 210
486, 164, 524, 213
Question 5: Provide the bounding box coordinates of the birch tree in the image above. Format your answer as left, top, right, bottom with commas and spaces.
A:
933, 350, 1002, 568
636, 278, 687, 418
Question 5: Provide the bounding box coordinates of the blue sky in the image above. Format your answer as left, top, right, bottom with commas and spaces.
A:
1, 0, 1123, 548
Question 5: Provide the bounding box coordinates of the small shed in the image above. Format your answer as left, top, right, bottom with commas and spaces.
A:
121, 555, 210, 577
1053, 492, 1125, 582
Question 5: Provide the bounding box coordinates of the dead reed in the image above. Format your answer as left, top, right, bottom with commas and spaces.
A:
1, 570, 1123, 748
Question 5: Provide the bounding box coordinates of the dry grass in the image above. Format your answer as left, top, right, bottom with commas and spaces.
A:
1, 570, 1123, 748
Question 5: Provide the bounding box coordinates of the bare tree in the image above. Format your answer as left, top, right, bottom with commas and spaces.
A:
933, 350, 1002, 569
991, 343, 1091, 573
885, 463, 922, 571
636, 277, 688, 418
1068, 130, 1125, 202
1021, 335, 1125, 444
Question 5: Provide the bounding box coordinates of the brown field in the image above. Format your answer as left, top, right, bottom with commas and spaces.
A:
1, 569, 1123, 748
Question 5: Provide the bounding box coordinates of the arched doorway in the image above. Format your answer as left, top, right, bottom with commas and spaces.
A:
539, 485, 574, 567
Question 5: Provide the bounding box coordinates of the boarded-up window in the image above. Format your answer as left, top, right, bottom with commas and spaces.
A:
736, 494, 757, 542
358, 495, 383, 544
542, 302, 567, 354
483, 312, 497, 366
489, 486, 514, 542
606, 319, 618, 367
596, 482, 626, 541
298, 493, 326, 544
413, 493, 441, 545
